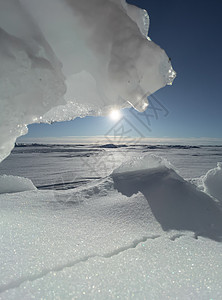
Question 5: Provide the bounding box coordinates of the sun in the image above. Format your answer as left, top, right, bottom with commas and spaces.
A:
109, 109, 121, 121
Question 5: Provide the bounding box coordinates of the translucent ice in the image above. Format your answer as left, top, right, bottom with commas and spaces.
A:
0, 0, 176, 162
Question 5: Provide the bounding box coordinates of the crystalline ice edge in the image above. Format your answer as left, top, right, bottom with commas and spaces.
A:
0, 0, 176, 162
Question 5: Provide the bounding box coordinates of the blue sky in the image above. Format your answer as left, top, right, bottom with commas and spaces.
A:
18, 0, 222, 144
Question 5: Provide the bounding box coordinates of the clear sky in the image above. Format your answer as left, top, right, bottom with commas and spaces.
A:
18, 0, 222, 145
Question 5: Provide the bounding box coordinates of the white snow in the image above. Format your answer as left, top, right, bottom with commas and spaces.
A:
1, 0, 222, 298
0, 0, 176, 163
112, 155, 222, 240
0, 152, 222, 298
202, 162, 222, 202
0, 174, 36, 194
113, 154, 173, 174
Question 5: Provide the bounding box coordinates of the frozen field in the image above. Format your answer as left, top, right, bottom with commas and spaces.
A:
1, 0, 221, 298
0, 144, 222, 299
1, 144, 222, 188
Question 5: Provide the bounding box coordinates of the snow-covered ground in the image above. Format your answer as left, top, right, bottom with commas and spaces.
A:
1, 144, 222, 187
0, 145, 222, 299
2, 0, 220, 298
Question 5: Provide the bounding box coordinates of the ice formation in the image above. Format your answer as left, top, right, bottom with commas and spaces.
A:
112, 155, 222, 240
0, 175, 36, 194
202, 162, 222, 202
1, 154, 222, 298
0, 0, 176, 162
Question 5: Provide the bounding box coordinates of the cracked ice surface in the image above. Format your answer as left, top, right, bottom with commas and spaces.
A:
0, 186, 162, 294
3, 236, 222, 299
0, 0, 176, 162
1, 188, 222, 299
1, 154, 222, 298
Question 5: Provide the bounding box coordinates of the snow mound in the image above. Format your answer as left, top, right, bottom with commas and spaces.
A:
202, 162, 222, 202
0, 0, 176, 163
0, 175, 36, 194
113, 154, 174, 174
112, 155, 222, 241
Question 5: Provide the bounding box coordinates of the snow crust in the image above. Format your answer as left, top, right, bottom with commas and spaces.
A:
202, 162, 222, 202
113, 154, 174, 174
112, 155, 222, 240
0, 174, 36, 194
1, 154, 222, 298
0, 0, 176, 163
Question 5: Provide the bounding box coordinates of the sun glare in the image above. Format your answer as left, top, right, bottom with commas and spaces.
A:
109, 109, 121, 121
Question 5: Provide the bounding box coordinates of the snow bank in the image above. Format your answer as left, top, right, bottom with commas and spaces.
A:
0, 0, 176, 162
113, 154, 174, 174
1, 155, 222, 298
0, 175, 36, 194
112, 155, 222, 241
202, 162, 222, 202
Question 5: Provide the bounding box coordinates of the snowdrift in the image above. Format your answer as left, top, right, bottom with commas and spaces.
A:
202, 162, 222, 202
0, 152, 221, 242
112, 155, 222, 241
0, 0, 176, 162
1, 154, 222, 298
0, 175, 36, 194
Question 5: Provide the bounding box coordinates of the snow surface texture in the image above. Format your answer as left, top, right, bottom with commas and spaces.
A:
202, 162, 222, 202
1, 144, 222, 186
0, 174, 36, 194
0, 0, 176, 162
1, 154, 222, 298
112, 155, 222, 241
